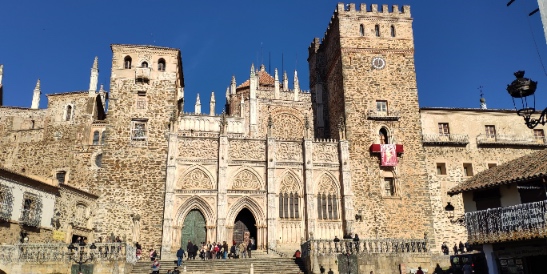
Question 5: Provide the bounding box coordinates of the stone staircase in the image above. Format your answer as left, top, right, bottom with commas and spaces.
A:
130, 251, 306, 274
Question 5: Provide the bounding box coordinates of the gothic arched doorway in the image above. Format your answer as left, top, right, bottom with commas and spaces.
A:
233, 208, 257, 248
181, 209, 206, 247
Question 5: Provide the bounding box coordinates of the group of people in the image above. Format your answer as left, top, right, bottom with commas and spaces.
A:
441, 241, 471, 255
176, 238, 255, 265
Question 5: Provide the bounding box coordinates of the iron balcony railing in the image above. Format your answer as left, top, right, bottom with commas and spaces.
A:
476, 134, 547, 146
367, 110, 400, 121
465, 200, 547, 244
422, 134, 469, 145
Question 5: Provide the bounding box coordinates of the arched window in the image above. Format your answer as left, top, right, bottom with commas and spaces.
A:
279, 174, 301, 219
124, 56, 132, 69
101, 131, 106, 145
317, 175, 339, 220
379, 128, 389, 144
359, 24, 365, 36
158, 58, 166, 71
391, 25, 396, 37
31, 120, 35, 129
95, 153, 103, 168
375, 24, 380, 37
141, 61, 148, 68
92, 130, 100, 145
65, 105, 73, 121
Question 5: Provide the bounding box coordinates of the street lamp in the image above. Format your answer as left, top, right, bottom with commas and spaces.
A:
506, 71, 544, 129
68, 242, 97, 273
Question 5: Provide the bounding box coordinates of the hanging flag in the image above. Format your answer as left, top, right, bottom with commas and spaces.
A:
381, 144, 397, 166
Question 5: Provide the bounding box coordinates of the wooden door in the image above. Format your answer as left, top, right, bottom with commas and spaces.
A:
181, 210, 206, 247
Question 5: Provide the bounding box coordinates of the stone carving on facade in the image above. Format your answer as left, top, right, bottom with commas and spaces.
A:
130, 213, 141, 243
318, 174, 337, 194
179, 168, 214, 190
232, 169, 261, 190
273, 113, 303, 139
313, 143, 338, 163
276, 142, 302, 161
280, 172, 301, 194
179, 139, 218, 159
229, 140, 265, 161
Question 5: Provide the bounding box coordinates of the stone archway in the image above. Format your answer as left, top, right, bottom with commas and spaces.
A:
233, 208, 257, 248
181, 209, 207, 248
226, 196, 266, 250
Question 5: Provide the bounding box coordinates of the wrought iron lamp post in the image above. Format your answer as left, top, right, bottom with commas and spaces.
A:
68, 242, 97, 273
506, 71, 544, 129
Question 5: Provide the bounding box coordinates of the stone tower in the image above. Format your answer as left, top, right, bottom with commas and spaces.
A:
96, 45, 183, 247
309, 3, 433, 240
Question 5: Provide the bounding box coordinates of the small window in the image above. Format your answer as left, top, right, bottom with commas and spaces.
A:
463, 163, 473, 176
56, 171, 66, 184
375, 25, 380, 37
488, 163, 497, 169
92, 130, 100, 145
136, 97, 147, 110
359, 24, 365, 36
131, 120, 147, 142
534, 129, 544, 142
158, 58, 166, 71
436, 163, 447, 175
376, 100, 387, 113
379, 128, 389, 144
384, 177, 395, 196
101, 131, 106, 145
95, 153, 103, 168
438, 123, 450, 136
390, 25, 396, 37
485, 125, 496, 138
124, 56, 132, 69
141, 61, 148, 68
31, 120, 35, 129
65, 105, 73, 121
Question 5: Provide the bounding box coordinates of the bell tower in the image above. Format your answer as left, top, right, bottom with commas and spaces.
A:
309, 3, 433, 241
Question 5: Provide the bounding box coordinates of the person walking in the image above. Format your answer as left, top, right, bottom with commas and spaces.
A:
151, 259, 160, 274
223, 241, 229, 259
186, 241, 193, 260
247, 241, 252, 258
239, 242, 247, 258
176, 247, 185, 266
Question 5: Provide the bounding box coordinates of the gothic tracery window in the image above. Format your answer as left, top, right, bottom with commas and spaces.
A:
279, 173, 301, 219
316, 175, 339, 220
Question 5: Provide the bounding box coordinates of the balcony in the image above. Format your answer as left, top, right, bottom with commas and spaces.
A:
422, 133, 469, 146
476, 134, 547, 147
465, 200, 547, 244
367, 110, 400, 121
135, 67, 151, 82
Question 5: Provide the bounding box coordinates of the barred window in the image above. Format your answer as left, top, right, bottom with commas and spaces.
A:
20, 193, 41, 227
131, 120, 147, 142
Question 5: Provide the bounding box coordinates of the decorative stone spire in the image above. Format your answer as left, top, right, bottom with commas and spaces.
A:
31, 79, 41, 109
230, 75, 236, 95
282, 71, 288, 91
250, 63, 255, 77
195, 93, 201, 114
293, 70, 300, 101
98, 84, 107, 110
274, 68, 280, 99
0, 64, 3, 86
89, 56, 99, 96
479, 86, 487, 109
240, 95, 244, 118
210, 91, 216, 116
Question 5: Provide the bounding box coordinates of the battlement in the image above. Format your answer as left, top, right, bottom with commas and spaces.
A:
336, 3, 410, 17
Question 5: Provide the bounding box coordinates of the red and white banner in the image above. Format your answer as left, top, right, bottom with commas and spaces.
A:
380, 144, 397, 166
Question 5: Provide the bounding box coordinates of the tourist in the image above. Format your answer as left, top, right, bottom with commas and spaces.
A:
333, 236, 340, 252
434, 263, 444, 274
453, 243, 458, 255
149, 249, 155, 261
353, 234, 360, 252
186, 241, 193, 260
239, 242, 247, 258
192, 243, 199, 260
247, 240, 252, 258
223, 241, 229, 259
151, 258, 160, 274
176, 246, 185, 266
293, 249, 301, 263
441, 242, 449, 255
458, 241, 465, 253
135, 242, 142, 260
416, 266, 424, 274
172, 267, 181, 274
229, 243, 237, 259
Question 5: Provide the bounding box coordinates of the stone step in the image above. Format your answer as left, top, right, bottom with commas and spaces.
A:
131, 257, 306, 274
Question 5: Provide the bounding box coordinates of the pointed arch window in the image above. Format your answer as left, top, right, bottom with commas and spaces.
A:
278, 174, 301, 219
101, 131, 106, 144
317, 176, 340, 220
65, 105, 73, 121
158, 58, 166, 71
391, 25, 396, 37
375, 25, 380, 37
124, 56, 132, 69
141, 61, 148, 68
379, 128, 389, 144
92, 130, 100, 145
359, 24, 365, 36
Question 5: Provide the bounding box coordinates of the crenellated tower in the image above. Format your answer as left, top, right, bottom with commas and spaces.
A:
308, 3, 432, 242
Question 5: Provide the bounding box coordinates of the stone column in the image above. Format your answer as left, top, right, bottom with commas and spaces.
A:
226, 226, 234, 245
161, 133, 178, 259
303, 138, 316, 240
339, 139, 354, 235
217, 133, 229, 241
266, 122, 277, 249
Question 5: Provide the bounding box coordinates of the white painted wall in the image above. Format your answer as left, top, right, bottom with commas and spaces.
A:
500, 183, 521, 207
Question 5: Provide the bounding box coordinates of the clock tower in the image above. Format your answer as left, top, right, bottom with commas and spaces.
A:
308, 3, 433, 242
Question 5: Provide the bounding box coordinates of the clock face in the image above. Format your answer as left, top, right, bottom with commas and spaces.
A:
372, 57, 386, 69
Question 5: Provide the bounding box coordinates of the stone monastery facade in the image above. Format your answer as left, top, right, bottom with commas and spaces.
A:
0, 2, 545, 259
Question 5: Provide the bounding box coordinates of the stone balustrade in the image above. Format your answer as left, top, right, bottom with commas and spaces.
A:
476, 134, 546, 146
0, 243, 135, 264
301, 237, 428, 256
367, 109, 400, 121
422, 133, 469, 145
465, 200, 547, 244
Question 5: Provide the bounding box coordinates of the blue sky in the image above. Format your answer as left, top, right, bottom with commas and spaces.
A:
1, 0, 546, 113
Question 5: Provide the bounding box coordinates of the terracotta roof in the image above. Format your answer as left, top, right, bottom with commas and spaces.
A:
448, 148, 547, 195
237, 65, 275, 89
0, 166, 59, 195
